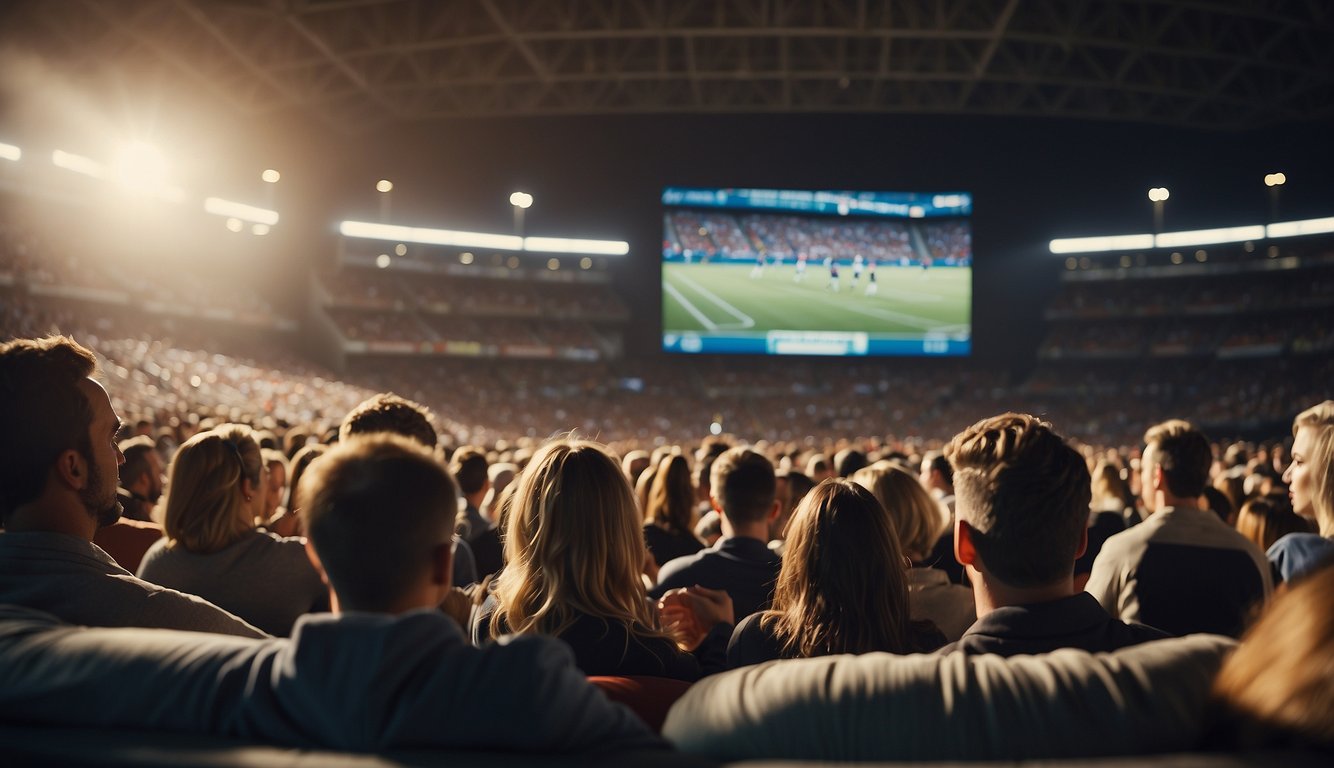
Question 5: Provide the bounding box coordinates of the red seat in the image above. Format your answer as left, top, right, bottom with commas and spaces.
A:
587, 676, 693, 733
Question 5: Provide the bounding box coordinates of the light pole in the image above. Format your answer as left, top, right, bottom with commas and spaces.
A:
1148, 187, 1170, 233
509, 191, 533, 237
376, 179, 393, 221
1264, 172, 1286, 224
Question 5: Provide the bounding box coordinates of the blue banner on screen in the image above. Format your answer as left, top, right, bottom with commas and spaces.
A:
662, 186, 973, 358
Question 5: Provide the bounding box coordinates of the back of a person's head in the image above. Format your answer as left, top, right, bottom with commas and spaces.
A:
1143, 419, 1212, 499
161, 424, 262, 553
921, 450, 954, 489
0, 335, 97, 523
1208, 561, 1334, 751
118, 435, 157, 487
710, 446, 776, 525
286, 443, 328, 516
340, 392, 437, 448
1235, 496, 1316, 552
946, 413, 1091, 587
299, 434, 458, 612
495, 438, 656, 638
853, 464, 945, 559
783, 470, 815, 515
646, 453, 695, 533
1090, 459, 1131, 509
766, 479, 910, 656
834, 448, 869, 478
449, 445, 489, 496
1293, 400, 1334, 536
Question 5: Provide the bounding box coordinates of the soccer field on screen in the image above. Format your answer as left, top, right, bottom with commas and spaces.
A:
662, 262, 971, 337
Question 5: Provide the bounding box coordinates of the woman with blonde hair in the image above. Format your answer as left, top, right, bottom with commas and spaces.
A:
137, 424, 327, 636
727, 479, 945, 668
854, 465, 975, 641
643, 453, 705, 568
474, 438, 728, 680
1268, 401, 1334, 583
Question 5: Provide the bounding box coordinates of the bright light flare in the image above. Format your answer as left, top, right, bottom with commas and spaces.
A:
509, 191, 534, 209
1154, 225, 1264, 248
114, 141, 168, 190
204, 197, 279, 225
1267, 216, 1334, 238
1048, 234, 1155, 254
376, 179, 393, 193
339, 220, 523, 251
1264, 173, 1286, 187
1147, 187, 1170, 202
262, 169, 281, 183
52, 149, 106, 178
0, 142, 20, 161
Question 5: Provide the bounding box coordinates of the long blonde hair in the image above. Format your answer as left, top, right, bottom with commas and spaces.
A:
491, 439, 661, 640
761, 479, 912, 657
1293, 401, 1334, 537
160, 424, 261, 553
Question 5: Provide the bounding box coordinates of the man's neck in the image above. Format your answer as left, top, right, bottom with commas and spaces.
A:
5, 500, 95, 540
720, 517, 770, 543
971, 570, 1075, 616
464, 493, 487, 514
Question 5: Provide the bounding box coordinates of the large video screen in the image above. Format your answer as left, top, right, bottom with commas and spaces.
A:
661, 187, 972, 357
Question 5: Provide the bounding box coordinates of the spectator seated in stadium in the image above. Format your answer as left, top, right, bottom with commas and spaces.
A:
939, 413, 1169, 656
643, 454, 706, 568
651, 447, 784, 622
854, 464, 974, 642
0, 335, 264, 638
341, 392, 479, 587
137, 423, 329, 637
475, 439, 728, 681
1237, 496, 1314, 556
1073, 459, 1132, 590
1088, 419, 1272, 638
727, 479, 946, 668
450, 445, 503, 580
1267, 400, 1334, 584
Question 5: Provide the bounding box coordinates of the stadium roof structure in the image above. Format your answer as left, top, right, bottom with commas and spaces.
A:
5, 0, 1333, 134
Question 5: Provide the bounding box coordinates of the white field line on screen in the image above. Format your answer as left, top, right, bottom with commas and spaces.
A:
664, 281, 718, 331
671, 271, 757, 329
765, 283, 945, 331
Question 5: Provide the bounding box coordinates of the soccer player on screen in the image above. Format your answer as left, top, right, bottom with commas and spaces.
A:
794, 252, 807, 282
750, 252, 766, 279
865, 256, 878, 296
852, 254, 864, 286
826, 257, 840, 292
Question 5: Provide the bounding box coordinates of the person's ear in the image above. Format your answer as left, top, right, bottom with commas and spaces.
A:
1153, 465, 1166, 492
54, 449, 88, 491
766, 500, 781, 523
241, 477, 256, 502
431, 541, 453, 590
1074, 523, 1089, 559
954, 518, 978, 566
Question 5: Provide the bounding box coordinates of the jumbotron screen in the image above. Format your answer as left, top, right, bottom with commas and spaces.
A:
661, 187, 973, 357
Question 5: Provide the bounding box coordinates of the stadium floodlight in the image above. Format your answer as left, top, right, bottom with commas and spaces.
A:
376, 179, 393, 193
339, 220, 524, 251
1264, 172, 1286, 187
52, 149, 107, 179
114, 141, 167, 190
1048, 234, 1154, 254
1154, 225, 1265, 248
509, 191, 534, 209
0, 142, 20, 161
262, 169, 281, 183
204, 197, 280, 225
1147, 187, 1170, 202
523, 236, 630, 256
251, 223, 270, 236
1267, 216, 1334, 239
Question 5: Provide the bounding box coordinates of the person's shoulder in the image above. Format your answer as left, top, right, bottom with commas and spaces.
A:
1267, 531, 1329, 558
655, 548, 711, 585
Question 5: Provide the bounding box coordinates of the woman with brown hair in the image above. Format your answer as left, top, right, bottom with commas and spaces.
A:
726, 479, 945, 668
474, 438, 730, 680
137, 424, 327, 636
1235, 495, 1315, 553
642, 453, 705, 568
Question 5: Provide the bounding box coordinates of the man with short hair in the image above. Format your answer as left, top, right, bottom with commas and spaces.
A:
341, 393, 479, 586
920, 449, 966, 584
0, 335, 264, 637
938, 413, 1168, 656
1087, 419, 1271, 638
651, 447, 783, 620
450, 445, 502, 579
116, 435, 163, 522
